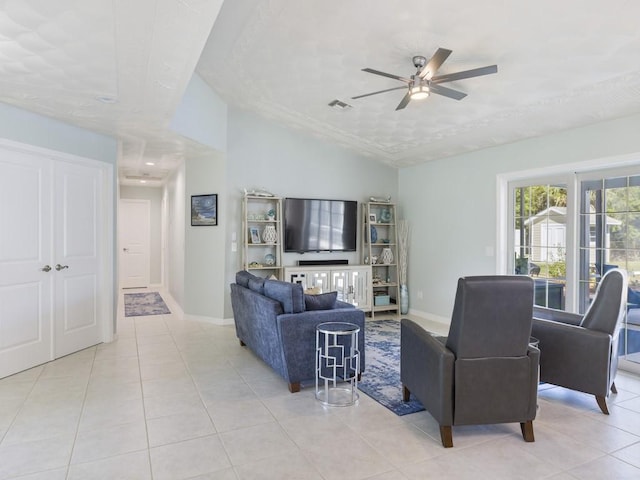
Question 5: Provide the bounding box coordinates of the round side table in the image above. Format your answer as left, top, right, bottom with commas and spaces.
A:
315, 322, 360, 406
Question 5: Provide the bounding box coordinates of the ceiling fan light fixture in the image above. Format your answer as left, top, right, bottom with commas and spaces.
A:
410, 84, 429, 100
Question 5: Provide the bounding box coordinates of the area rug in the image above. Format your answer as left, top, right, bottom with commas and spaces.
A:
124, 292, 171, 317
359, 319, 425, 416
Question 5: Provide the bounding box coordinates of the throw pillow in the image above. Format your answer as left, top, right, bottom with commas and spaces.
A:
305, 291, 338, 311
304, 286, 322, 295
264, 280, 305, 314
236, 270, 255, 288
248, 276, 266, 295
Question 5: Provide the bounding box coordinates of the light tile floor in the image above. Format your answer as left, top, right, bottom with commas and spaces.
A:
1, 290, 640, 479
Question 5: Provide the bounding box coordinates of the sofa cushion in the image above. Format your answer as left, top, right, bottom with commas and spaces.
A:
248, 276, 266, 295
264, 280, 305, 314
305, 291, 338, 311
236, 270, 255, 288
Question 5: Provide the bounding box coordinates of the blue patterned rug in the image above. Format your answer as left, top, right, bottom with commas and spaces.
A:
124, 292, 171, 317
359, 319, 425, 416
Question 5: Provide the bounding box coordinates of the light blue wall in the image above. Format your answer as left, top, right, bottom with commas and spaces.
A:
185, 153, 227, 320
0, 102, 117, 163
399, 113, 640, 322
170, 73, 228, 152
166, 164, 186, 307
224, 107, 399, 317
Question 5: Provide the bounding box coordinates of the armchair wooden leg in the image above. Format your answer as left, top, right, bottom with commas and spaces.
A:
520, 421, 535, 442
596, 395, 610, 415
611, 382, 618, 394
402, 385, 410, 402
288, 382, 301, 393
440, 426, 453, 448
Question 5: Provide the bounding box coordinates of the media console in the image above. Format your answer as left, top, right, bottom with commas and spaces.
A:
284, 265, 371, 312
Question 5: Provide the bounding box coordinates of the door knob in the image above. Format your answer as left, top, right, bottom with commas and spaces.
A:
55, 264, 69, 271
123, 248, 129, 252
41, 265, 52, 272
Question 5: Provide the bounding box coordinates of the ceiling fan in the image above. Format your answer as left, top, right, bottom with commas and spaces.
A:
352, 47, 497, 111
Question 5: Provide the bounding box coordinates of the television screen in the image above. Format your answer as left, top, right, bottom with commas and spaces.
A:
284, 198, 358, 252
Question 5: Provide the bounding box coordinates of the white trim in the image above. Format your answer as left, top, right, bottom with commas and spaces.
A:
184, 313, 234, 326
407, 308, 450, 327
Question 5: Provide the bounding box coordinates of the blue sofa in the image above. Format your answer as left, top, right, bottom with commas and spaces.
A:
230, 271, 366, 393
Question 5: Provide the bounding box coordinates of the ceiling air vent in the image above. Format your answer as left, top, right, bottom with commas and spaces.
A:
328, 99, 352, 110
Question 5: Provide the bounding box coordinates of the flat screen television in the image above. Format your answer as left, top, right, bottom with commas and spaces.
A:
284, 198, 358, 253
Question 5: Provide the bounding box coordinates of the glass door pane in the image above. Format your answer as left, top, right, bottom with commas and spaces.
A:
580, 175, 640, 365
513, 183, 568, 309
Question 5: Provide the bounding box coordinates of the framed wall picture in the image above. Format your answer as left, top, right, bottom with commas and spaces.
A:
191, 194, 218, 226
249, 226, 261, 244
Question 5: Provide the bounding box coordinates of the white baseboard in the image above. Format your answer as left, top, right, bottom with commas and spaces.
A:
183, 314, 234, 326
407, 308, 450, 327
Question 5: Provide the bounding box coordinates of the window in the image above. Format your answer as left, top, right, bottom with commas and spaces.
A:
512, 183, 568, 309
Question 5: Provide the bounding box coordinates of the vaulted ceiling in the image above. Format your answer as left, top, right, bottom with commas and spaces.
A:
1, 0, 639, 186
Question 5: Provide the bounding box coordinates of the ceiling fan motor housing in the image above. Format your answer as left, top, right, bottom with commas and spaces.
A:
412, 56, 427, 69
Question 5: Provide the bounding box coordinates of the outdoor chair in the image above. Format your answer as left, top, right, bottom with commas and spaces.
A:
531, 267, 627, 414
401, 275, 539, 447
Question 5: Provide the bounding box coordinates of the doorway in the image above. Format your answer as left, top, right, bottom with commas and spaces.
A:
119, 199, 151, 289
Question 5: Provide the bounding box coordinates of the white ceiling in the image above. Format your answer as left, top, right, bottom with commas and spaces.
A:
1, 0, 640, 185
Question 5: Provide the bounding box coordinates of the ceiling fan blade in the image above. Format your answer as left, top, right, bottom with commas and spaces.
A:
395, 91, 412, 110
429, 83, 467, 101
362, 68, 411, 83
418, 47, 452, 79
431, 65, 498, 84
351, 86, 408, 100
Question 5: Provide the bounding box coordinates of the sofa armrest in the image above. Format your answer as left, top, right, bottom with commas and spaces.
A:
277, 307, 366, 384
400, 319, 454, 425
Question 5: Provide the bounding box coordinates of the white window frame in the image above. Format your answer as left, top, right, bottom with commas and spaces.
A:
498, 153, 640, 311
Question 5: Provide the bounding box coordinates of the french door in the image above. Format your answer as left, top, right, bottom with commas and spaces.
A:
579, 173, 640, 367
0, 143, 110, 378
509, 169, 640, 370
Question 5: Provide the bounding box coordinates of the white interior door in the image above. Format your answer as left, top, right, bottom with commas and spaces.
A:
0, 151, 54, 378
119, 199, 150, 289
54, 161, 103, 358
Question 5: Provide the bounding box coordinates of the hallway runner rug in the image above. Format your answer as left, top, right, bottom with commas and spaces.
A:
359, 319, 426, 416
124, 292, 171, 317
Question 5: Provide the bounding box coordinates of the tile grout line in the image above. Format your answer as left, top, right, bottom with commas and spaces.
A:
64, 346, 99, 479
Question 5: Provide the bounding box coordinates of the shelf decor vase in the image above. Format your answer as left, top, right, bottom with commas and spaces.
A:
380, 247, 394, 265
262, 225, 277, 244
400, 284, 409, 314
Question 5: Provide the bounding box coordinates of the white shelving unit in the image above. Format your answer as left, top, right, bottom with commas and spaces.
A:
242, 195, 283, 279
363, 202, 400, 318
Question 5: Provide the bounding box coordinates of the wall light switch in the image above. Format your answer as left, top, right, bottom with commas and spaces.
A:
485, 246, 494, 257
231, 242, 237, 252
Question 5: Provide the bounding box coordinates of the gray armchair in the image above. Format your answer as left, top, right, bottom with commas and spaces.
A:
401, 276, 538, 448
531, 268, 627, 414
